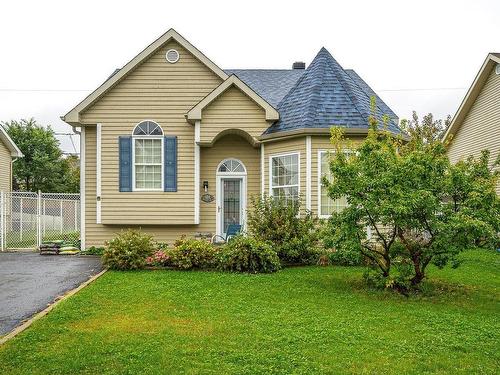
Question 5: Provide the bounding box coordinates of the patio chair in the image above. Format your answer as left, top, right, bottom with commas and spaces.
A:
211, 224, 241, 244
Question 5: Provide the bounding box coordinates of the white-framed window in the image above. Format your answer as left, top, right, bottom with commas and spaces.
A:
318, 150, 352, 217
132, 121, 164, 191
269, 152, 300, 201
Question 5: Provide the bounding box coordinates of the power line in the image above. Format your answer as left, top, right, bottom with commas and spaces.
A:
0, 87, 468, 93
0, 88, 90, 92
378, 87, 467, 92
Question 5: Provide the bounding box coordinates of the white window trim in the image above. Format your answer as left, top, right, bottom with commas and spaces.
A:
166, 49, 180, 64
268, 151, 300, 198
317, 149, 353, 219
132, 136, 164, 192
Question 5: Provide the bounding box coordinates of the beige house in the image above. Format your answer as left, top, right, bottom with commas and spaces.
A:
443, 53, 500, 195
0, 125, 23, 192
63, 29, 401, 249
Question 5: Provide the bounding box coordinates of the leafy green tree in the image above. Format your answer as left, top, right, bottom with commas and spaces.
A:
2, 118, 79, 193
62, 154, 80, 193
400, 111, 451, 145
324, 109, 499, 293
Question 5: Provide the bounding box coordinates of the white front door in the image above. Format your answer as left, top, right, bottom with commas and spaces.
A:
219, 178, 243, 236
216, 159, 247, 237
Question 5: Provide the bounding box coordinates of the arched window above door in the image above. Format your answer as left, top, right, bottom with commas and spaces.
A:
217, 159, 246, 174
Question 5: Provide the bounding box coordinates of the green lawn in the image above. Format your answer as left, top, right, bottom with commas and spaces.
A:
0, 250, 498, 374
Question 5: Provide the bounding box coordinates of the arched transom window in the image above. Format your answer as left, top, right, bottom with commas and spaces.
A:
132, 121, 164, 190
217, 159, 246, 174
133, 120, 164, 136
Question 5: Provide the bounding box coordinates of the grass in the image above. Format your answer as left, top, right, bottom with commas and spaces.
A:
0, 249, 498, 374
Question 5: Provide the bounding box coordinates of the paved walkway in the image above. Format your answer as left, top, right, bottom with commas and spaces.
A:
0, 252, 102, 335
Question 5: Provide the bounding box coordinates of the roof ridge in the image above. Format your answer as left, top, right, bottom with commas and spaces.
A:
276, 64, 312, 108
321, 51, 368, 123
345, 69, 398, 121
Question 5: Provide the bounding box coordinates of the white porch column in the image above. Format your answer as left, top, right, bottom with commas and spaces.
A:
96, 123, 102, 224
260, 143, 265, 198
305, 136, 312, 211
80, 126, 86, 251
194, 121, 201, 224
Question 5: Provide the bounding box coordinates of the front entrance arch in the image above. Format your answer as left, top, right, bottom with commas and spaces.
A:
216, 159, 247, 237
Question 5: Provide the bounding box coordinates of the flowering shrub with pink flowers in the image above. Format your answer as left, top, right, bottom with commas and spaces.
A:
145, 249, 172, 267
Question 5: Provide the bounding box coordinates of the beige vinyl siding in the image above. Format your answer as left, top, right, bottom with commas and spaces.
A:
198, 134, 260, 233
311, 135, 364, 217
80, 40, 223, 225
84, 126, 199, 246
84, 132, 259, 247
0, 140, 11, 192
447, 67, 500, 194
200, 85, 268, 143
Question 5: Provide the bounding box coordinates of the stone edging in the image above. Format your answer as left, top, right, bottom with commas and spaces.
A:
0, 269, 108, 346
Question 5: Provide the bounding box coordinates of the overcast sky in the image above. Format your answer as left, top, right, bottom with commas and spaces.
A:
1, 0, 499, 154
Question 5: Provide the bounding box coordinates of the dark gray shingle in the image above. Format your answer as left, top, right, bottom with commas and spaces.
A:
224, 69, 304, 107
264, 48, 401, 135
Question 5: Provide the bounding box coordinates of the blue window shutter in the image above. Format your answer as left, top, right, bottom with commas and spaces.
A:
164, 136, 177, 192
119, 136, 132, 192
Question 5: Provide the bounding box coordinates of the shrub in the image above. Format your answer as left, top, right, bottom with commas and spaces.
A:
327, 246, 364, 266
247, 195, 320, 264
145, 250, 172, 267
168, 236, 218, 270
102, 229, 155, 270
80, 246, 105, 256
218, 235, 281, 273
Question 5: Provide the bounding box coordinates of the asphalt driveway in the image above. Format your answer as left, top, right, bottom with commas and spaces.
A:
0, 252, 102, 336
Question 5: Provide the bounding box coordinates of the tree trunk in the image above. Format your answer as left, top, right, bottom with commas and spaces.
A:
410, 255, 425, 286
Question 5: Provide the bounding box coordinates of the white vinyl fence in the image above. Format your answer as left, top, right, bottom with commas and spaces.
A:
0, 191, 80, 251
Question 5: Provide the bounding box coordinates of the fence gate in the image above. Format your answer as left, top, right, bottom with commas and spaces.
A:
0, 191, 80, 251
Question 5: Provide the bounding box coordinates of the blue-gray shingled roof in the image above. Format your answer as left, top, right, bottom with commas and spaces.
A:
224, 69, 304, 107
264, 47, 401, 135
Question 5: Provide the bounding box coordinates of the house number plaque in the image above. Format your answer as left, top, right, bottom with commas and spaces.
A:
201, 193, 215, 203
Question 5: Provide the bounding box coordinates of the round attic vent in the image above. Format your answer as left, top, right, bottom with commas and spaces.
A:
166, 49, 179, 63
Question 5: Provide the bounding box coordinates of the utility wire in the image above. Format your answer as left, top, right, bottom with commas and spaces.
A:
377, 87, 466, 92
0, 87, 468, 92
69, 134, 77, 154
0, 89, 90, 92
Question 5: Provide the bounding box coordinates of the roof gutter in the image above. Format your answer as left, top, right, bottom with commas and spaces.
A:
259, 127, 409, 142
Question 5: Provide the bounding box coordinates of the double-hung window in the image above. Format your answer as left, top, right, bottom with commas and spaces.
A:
270, 152, 299, 201
319, 150, 352, 217
132, 121, 163, 191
